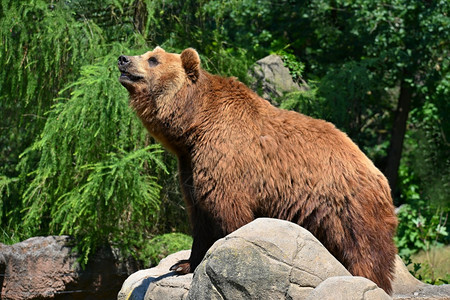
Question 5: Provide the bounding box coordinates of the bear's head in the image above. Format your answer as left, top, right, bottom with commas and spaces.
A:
118, 47, 201, 153
118, 46, 200, 95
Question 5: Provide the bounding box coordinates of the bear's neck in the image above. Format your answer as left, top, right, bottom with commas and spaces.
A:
135, 69, 268, 158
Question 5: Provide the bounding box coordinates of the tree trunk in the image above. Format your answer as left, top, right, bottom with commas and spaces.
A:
384, 80, 413, 203
133, 0, 147, 35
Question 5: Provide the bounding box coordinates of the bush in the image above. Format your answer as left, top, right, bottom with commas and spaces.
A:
395, 203, 448, 258
140, 233, 193, 267
17, 48, 167, 264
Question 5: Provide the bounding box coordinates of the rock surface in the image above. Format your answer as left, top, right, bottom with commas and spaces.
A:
248, 54, 307, 103
305, 276, 391, 300
118, 218, 450, 300
0, 236, 138, 299
188, 218, 350, 300
394, 284, 450, 300
117, 250, 192, 300
392, 254, 427, 295
391, 254, 450, 299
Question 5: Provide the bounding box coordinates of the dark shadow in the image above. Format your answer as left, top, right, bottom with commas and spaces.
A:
0, 258, 5, 297
128, 271, 180, 299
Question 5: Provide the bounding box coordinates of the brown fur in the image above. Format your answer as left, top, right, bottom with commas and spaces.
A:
118, 47, 398, 294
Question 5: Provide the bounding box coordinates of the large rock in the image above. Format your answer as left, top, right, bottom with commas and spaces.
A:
392, 254, 427, 295
0, 236, 138, 299
249, 55, 307, 103
393, 284, 450, 300
188, 218, 350, 300
118, 218, 450, 300
306, 276, 391, 300
118, 250, 192, 300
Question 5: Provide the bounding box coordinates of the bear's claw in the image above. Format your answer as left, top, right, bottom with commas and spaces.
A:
170, 259, 191, 274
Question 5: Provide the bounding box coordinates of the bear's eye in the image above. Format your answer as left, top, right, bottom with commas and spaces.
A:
148, 57, 159, 67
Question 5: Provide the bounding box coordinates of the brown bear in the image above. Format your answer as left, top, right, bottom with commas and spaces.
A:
118, 47, 398, 294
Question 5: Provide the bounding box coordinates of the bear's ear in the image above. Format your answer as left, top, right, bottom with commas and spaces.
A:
181, 48, 200, 82
153, 46, 165, 52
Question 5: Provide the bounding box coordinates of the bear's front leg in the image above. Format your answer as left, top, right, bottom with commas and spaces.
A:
170, 207, 225, 274
170, 196, 254, 274
169, 233, 214, 274
170, 176, 256, 274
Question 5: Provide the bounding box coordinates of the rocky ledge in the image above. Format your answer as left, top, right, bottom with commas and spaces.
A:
118, 218, 449, 300
0, 236, 138, 299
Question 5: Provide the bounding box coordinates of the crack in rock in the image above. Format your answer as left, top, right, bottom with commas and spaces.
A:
205, 266, 226, 300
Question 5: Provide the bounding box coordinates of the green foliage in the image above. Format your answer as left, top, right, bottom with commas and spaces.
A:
395, 155, 449, 258
403, 253, 449, 285
156, 153, 191, 235
396, 98, 449, 262
140, 233, 193, 267
403, 102, 450, 207
18, 49, 167, 264
0, 176, 15, 205
319, 61, 388, 130
278, 86, 325, 120
275, 49, 305, 84
277, 54, 391, 164
395, 203, 448, 257
274, 50, 324, 119
0, 0, 182, 264
0, 176, 18, 223
0, 0, 99, 189
1, 0, 448, 273
200, 47, 253, 83
1, 0, 79, 242
202, 0, 274, 54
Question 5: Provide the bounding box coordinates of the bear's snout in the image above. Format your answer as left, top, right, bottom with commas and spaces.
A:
118, 55, 143, 86
118, 55, 130, 68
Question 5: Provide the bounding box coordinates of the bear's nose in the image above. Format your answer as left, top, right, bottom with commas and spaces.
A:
118, 55, 130, 67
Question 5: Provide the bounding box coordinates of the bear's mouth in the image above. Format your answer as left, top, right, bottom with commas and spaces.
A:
119, 71, 143, 83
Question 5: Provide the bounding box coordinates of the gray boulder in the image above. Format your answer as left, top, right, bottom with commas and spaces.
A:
392, 254, 427, 295
249, 54, 307, 103
188, 218, 350, 300
393, 284, 450, 300
118, 218, 450, 300
305, 276, 391, 300
0, 236, 138, 299
118, 250, 192, 300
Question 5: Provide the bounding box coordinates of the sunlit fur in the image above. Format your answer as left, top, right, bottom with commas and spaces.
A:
118, 47, 398, 294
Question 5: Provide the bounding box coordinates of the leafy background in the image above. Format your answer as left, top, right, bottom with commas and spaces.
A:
1, 0, 448, 283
